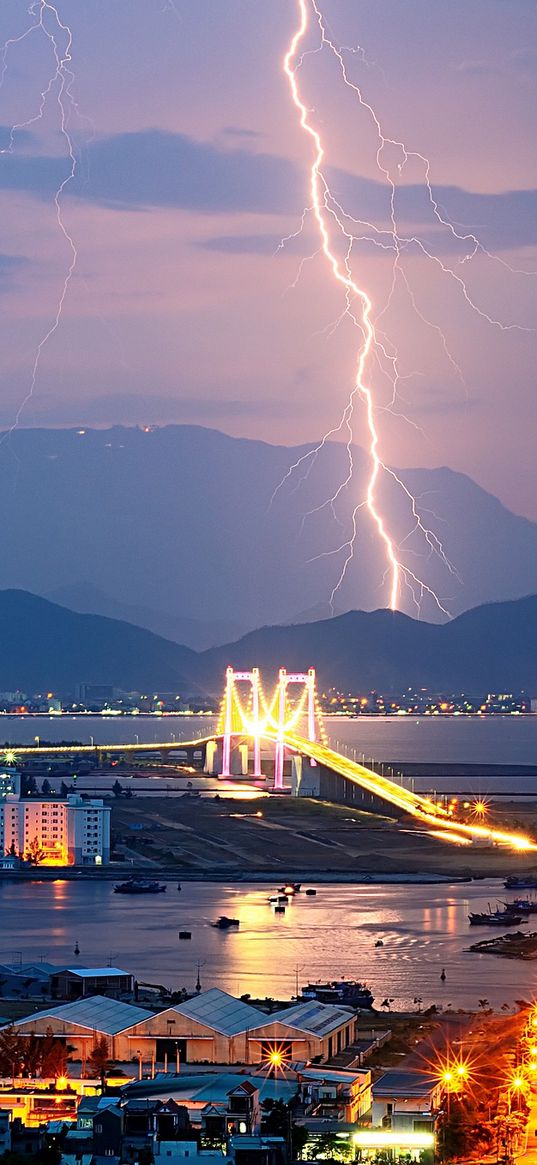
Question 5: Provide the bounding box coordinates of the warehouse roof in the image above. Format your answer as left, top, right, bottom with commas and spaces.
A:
256, 1000, 354, 1037
173, 988, 264, 1036
2, 995, 154, 1035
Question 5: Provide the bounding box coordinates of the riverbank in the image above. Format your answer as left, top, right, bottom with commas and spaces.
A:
0, 867, 474, 884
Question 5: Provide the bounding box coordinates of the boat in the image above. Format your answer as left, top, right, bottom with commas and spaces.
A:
504, 874, 537, 890
469, 906, 526, 927
505, 898, 537, 913
212, 916, 240, 929
305, 888, 317, 896
269, 894, 288, 904
178, 931, 191, 940
375, 939, 384, 948
114, 879, 167, 895
301, 979, 374, 1009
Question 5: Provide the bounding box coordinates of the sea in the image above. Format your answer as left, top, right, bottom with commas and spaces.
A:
2, 713, 537, 1010
1, 878, 536, 1012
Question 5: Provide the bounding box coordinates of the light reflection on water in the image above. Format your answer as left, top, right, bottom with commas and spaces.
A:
1, 879, 536, 1010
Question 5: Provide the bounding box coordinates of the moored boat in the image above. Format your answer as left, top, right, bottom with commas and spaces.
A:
212, 916, 240, 929
301, 979, 374, 1009
114, 879, 166, 895
504, 874, 537, 889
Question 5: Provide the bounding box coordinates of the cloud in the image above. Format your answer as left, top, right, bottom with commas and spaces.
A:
194, 233, 281, 254
220, 126, 262, 139
0, 129, 298, 215
0, 252, 27, 289
1, 126, 536, 251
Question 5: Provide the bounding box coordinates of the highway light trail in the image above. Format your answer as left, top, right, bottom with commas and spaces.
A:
277, 0, 535, 616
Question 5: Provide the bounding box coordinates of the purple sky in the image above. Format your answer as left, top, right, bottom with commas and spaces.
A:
0, 0, 536, 518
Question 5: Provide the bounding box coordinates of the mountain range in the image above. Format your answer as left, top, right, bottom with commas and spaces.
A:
0, 425, 535, 645
0, 589, 535, 696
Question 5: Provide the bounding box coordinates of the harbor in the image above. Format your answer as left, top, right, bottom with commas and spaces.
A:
2, 877, 537, 1011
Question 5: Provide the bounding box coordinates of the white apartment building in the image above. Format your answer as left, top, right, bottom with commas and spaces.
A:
0, 790, 110, 865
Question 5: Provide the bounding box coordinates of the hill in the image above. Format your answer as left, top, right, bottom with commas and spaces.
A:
0, 426, 535, 637
0, 590, 195, 694
0, 589, 535, 696
200, 594, 537, 693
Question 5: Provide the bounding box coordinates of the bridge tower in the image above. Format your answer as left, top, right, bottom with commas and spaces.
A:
274, 667, 317, 791
221, 666, 262, 778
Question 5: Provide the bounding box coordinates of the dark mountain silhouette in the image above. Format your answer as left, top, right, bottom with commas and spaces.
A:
0, 589, 535, 696
0, 590, 196, 694
44, 581, 245, 650
0, 425, 535, 630
201, 594, 537, 693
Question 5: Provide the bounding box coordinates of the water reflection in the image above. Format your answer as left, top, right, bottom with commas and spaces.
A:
1, 879, 536, 1010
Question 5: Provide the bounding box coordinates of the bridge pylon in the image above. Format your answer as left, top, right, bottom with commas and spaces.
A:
220, 666, 262, 779
274, 667, 317, 791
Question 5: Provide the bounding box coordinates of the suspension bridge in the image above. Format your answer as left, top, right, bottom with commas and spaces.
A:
2, 666, 535, 852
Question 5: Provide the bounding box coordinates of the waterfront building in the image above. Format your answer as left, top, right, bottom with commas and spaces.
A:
4, 987, 356, 1067
0, 769, 21, 800
50, 966, 134, 1001
0, 792, 110, 865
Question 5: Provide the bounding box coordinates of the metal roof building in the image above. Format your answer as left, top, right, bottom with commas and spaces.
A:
2, 988, 357, 1067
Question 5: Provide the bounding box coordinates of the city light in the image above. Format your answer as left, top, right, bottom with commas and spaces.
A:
354, 1132, 435, 1149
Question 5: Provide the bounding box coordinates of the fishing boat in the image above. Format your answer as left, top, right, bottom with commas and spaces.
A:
301, 979, 374, 1009
114, 879, 166, 895
268, 894, 288, 904
212, 916, 240, 929
504, 874, 537, 889
305, 888, 317, 896
468, 904, 526, 926
506, 897, 537, 913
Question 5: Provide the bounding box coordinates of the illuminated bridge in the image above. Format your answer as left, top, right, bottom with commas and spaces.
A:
3, 666, 535, 853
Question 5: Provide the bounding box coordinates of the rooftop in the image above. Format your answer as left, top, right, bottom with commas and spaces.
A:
172, 988, 264, 1037
263, 1000, 354, 1037
54, 967, 131, 978
4, 994, 154, 1036
125, 1071, 298, 1107
373, 1069, 439, 1098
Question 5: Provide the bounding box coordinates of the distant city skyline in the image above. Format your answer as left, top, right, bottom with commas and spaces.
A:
0, 0, 535, 524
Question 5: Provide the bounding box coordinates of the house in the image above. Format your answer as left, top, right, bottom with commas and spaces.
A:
371, 1068, 442, 1132
50, 966, 134, 1001
298, 1066, 372, 1122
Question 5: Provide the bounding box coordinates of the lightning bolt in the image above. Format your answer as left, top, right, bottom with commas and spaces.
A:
278, 0, 535, 617
0, 1, 80, 434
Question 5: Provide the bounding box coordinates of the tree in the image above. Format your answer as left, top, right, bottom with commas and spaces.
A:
0, 1027, 24, 1077
88, 1036, 114, 1090
41, 778, 52, 795
24, 836, 45, 866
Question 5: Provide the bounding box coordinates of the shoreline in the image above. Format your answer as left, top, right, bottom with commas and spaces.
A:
0, 867, 477, 885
